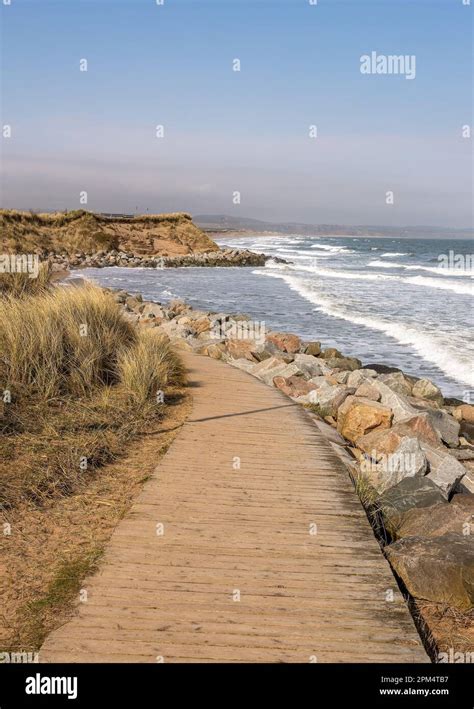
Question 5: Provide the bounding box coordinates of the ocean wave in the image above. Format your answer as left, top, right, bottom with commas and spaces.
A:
368, 260, 474, 277
266, 262, 396, 282
266, 262, 473, 294
405, 276, 474, 296
310, 244, 355, 253
381, 252, 408, 257
253, 270, 474, 387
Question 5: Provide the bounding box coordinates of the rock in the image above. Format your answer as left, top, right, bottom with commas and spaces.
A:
199, 343, 225, 359
263, 339, 295, 363
168, 299, 188, 316
360, 437, 428, 495
424, 445, 466, 497
229, 358, 258, 375
449, 447, 474, 461
226, 338, 258, 362
385, 533, 474, 611
192, 317, 212, 336
173, 338, 194, 352
363, 363, 402, 375
377, 477, 448, 536
457, 467, 474, 494
356, 414, 443, 459
411, 378, 444, 405
308, 417, 348, 445
347, 369, 377, 388
453, 404, 474, 424
304, 341, 321, 356
336, 396, 393, 444
460, 421, 474, 444
253, 358, 300, 386
371, 380, 417, 422
320, 347, 343, 360
378, 476, 447, 521
424, 409, 460, 448
392, 494, 474, 540
324, 356, 362, 372
273, 375, 317, 399
378, 372, 414, 397
354, 382, 381, 401
266, 331, 301, 354
125, 296, 142, 311
293, 353, 330, 378
309, 384, 354, 418
333, 371, 350, 384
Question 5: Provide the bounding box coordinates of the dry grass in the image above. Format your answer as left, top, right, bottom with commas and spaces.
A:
1, 386, 191, 652
0, 283, 186, 509
0, 262, 54, 298
0, 209, 215, 256
118, 329, 185, 405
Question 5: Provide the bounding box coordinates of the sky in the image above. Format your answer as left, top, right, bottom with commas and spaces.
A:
1, 0, 472, 227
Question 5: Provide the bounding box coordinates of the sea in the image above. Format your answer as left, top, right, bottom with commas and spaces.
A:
78, 234, 474, 400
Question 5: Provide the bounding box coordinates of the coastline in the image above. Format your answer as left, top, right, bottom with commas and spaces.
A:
105, 282, 474, 658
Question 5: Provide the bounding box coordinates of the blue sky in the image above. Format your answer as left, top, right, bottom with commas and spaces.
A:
1, 0, 472, 226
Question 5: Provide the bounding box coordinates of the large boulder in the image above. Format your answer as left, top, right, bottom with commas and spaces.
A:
377, 476, 447, 533
273, 375, 317, 399
262, 339, 295, 363
229, 358, 258, 375
460, 420, 474, 444
258, 362, 301, 386
453, 404, 474, 424
303, 341, 322, 356
265, 331, 301, 354
320, 347, 343, 359
309, 384, 354, 418
392, 494, 474, 540
140, 302, 165, 320
457, 467, 474, 494
385, 533, 474, 611
424, 444, 467, 497
423, 409, 460, 448
346, 369, 377, 388
378, 372, 414, 397
226, 338, 259, 362
354, 382, 381, 401
357, 410, 457, 452
324, 356, 362, 372
293, 353, 331, 378
411, 378, 444, 406
371, 380, 418, 422
360, 437, 428, 494
336, 396, 393, 444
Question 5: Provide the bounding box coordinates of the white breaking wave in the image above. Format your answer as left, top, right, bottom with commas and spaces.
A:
266, 261, 473, 294
310, 244, 355, 253
368, 259, 474, 277
253, 270, 474, 387
405, 276, 474, 296
381, 252, 408, 257
267, 261, 396, 282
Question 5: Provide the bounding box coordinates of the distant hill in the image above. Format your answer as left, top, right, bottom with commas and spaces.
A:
194, 214, 473, 239
0, 210, 218, 256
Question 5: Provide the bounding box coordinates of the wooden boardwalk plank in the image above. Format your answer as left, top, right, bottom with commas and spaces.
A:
40, 353, 427, 663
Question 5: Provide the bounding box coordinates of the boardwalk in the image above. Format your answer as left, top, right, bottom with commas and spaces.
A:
40, 353, 427, 662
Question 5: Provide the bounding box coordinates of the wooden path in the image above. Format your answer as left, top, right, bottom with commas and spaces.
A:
40, 353, 427, 662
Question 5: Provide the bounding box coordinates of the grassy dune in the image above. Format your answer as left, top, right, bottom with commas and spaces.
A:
0, 275, 185, 508
0, 209, 218, 257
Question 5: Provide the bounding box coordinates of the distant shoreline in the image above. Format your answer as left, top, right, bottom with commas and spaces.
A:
206, 229, 474, 241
